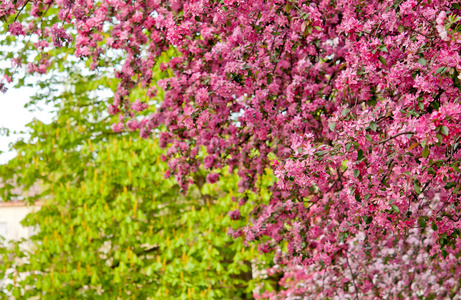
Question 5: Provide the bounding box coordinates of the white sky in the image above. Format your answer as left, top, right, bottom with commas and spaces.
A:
0, 33, 54, 164
0, 32, 118, 165
0, 86, 53, 164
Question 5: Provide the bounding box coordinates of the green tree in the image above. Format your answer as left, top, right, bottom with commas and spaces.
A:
0, 53, 279, 299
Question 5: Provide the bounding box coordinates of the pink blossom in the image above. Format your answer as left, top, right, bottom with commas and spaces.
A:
228, 209, 240, 220
206, 172, 219, 184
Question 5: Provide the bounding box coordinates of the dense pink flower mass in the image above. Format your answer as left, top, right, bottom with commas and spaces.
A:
3, 0, 461, 297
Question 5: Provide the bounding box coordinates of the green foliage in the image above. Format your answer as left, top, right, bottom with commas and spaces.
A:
3, 139, 258, 298
0, 54, 277, 300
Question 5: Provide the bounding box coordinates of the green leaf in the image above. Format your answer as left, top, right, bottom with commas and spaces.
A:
418, 102, 424, 111
441, 125, 449, 136
194, 16, 201, 22
314, 150, 328, 156
329, 122, 336, 131
285, 3, 291, 13
418, 217, 427, 228
383, 255, 391, 264
422, 146, 429, 158
417, 58, 427, 66
436, 133, 443, 144
357, 149, 364, 160
414, 180, 421, 194
341, 108, 349, 116
353, 169, 360, 178
380, 46, 388, 52
432, 222, 438, 231
444, 182, 456, 189
434, 67, 445, 75
378, 56, 387, 66
391, 204, 400, 213
369, 122, 377, 132
442, 249, 448, 258
365, 134, 373, 142
314, 26, 322, 31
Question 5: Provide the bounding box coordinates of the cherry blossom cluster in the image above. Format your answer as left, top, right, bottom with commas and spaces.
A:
259, 225, 461, 299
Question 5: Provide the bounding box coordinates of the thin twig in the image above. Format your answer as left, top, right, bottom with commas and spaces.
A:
377, 132, 415, 145
14, 0, 30, 22
437, 172, 461, 215
346, 253, 359, 300
348, 250, 380, 297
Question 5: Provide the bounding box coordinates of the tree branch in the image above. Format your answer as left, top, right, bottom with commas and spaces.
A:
377, 132, 415, 145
